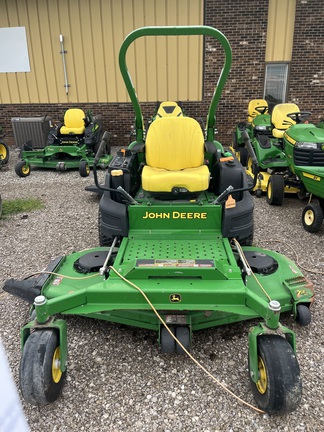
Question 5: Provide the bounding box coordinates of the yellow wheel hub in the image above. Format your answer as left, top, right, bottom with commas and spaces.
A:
0, 143, 7, 158
304, 209, 314, 226
267, 183, 272, 199
52, 347, 62, 383
256, 357, 268, 394
22, 165, 30, 175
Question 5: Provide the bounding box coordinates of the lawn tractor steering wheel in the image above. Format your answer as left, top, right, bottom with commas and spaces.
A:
287, 111, 311, 124
255, 106, 268, 115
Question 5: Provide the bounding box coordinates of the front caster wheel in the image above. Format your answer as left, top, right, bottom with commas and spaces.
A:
296, 304, 311, 326
249, 335, 301, 415
266, 175, 284, 206
15, 161, 30, 177
79, 160, 90, 177
160, 326, 175, 353
20, 330, 66, 405
302, 203, 323, 233
175, 326, 190, 354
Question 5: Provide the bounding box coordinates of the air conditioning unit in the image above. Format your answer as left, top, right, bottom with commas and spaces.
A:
11, 116, 51, 149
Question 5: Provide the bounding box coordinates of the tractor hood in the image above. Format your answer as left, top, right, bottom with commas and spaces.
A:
285, 124, 324, 146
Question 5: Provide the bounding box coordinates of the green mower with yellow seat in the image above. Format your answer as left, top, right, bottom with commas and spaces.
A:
235, 102, 324, 232
15, 109, 112, 177
3, 26, 315, 415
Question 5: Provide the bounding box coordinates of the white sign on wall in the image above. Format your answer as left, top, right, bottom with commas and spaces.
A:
0, 26, 31, 73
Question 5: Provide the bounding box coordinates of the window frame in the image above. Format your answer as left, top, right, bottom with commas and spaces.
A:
263, 62, 290, 109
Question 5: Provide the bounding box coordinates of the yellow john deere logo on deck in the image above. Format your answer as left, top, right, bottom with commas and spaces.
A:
143, 211, 207, 219
170, 294, 181, 303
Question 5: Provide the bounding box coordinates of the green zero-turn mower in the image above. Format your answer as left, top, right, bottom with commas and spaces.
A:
3, 26, 315, 415
14, 109, 112, 177
234, 101, 324, 232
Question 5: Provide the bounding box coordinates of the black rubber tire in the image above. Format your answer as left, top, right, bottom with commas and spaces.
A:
79, 160, 90, 177
161, 326, 176, 354
296, 304, 312, 326
249, 335, 301, 415
302, 203, 323, 233
0, 140, 9, 165
20, 330, 66, 405
15, 160, 31, 177
98, 209, 114, 246
238, 147, 248, 166
266, 175, 284, 206
175, 327, 190, 354
238, 221, 254, 247
255, 189, 262, 198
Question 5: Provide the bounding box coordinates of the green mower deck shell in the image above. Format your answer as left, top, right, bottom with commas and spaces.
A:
25, 241, 313, 330
20, 145, 111, 170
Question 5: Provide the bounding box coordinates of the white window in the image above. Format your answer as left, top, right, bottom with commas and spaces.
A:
264, 63, 289, 108
0, 27, 30, 73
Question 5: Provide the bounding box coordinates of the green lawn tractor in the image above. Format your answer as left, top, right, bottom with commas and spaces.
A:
282, 117, 324, 232
0, 126, 10, 168
233, 101, 300, 198
15, 109, 112, 177
236, 102, 324, 232
3, 26, 315, 415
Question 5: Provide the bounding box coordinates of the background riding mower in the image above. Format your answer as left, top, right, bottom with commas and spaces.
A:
15, 108, 112, 177
232, 100, 298, 198
233, 99, 271, 156
3, 26, 314, 415
236, 102, 324, 232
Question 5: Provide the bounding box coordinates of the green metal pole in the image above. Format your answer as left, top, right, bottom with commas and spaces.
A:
118, 26, 232, 142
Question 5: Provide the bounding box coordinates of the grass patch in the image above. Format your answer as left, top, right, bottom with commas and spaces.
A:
1, 197, 44, 218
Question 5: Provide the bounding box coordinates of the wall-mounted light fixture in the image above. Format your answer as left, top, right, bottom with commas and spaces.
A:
59, 34, 70, 95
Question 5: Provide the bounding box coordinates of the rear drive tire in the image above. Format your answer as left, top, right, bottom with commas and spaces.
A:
98, 209, 114, 246
0, 140, 9, 165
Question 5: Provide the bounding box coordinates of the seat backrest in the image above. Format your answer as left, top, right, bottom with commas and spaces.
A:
156, 101, 183, 118
145, 116, 204, 170
271, 103, 299, 138
247, 99, 268, 122
64, 109, 86, 129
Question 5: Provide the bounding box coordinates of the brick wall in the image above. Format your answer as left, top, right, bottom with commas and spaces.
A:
1, 0, 323, 149
289, 0, 324, 121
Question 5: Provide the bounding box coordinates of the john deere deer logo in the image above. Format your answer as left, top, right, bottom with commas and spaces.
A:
170, 294, 181, 303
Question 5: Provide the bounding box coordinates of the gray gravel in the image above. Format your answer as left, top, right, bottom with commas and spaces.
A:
0, 148, 323, 432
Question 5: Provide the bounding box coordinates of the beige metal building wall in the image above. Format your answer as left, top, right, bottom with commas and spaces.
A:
0, 0, 203, 104
266, 0, 296, 61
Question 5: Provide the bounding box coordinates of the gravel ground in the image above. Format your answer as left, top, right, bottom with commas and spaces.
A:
0, 148, 323, 432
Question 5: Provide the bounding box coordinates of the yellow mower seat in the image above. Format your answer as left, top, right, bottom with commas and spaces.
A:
60, 108, 86, 135
142, 116, 209, 193
271, 103, 299, 138
247, 99, 268, 122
